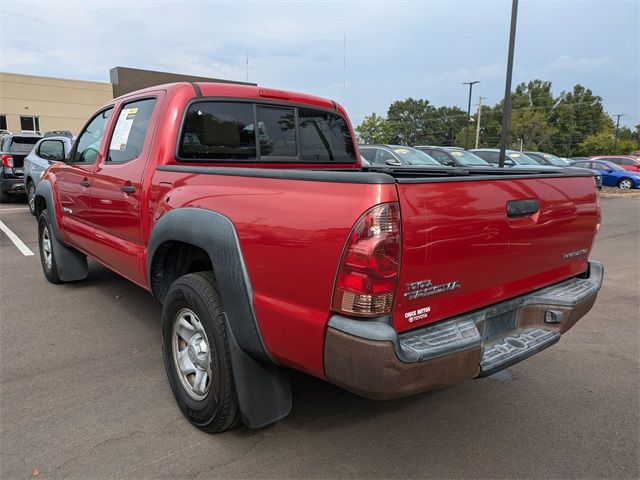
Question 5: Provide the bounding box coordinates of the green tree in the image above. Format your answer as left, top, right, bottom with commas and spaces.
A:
355, 113, 390, 144
386, 98, 437, 145
549, 84, 611, 157
577, 131, 639, 156
509, 109, 555, 150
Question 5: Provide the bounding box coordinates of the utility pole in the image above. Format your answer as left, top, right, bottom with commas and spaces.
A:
613, 114, 626, 152
463, 80, 480, 150
498, 0, 519, 168
475, 96, 484, 149
246, 51, 249, 83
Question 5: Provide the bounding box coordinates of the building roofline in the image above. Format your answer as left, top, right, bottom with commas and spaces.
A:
0, 71, 111, 87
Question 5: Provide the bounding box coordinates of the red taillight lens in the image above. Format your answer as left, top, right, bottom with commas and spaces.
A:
332, 203, 401, 317
1, 155, 13, 168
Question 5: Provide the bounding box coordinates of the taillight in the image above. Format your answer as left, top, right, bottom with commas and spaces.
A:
332, 202, 401, 317
1, 154, 13, 168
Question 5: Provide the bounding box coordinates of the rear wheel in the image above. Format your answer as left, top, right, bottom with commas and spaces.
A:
618, 178, 633, 190
27, 181, 36, 215
38, 210, 63, 284
161, 271, 240, 433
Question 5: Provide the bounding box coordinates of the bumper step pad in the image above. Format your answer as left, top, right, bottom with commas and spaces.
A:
480, 328, 560, 377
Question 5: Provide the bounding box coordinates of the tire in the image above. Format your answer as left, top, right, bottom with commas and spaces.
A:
38, 210, 63, 284
618, 178, 633, 190
27, 181, 36, 215
161, 271, 241, 433
0, 189, 9, 203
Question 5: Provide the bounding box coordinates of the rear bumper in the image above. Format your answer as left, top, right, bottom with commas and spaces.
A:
0, 178, 26, 194
324, 261, 603, 400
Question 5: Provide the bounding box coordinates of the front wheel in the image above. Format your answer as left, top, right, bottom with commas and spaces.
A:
38, 210, 62, 284
27, 182, 36, 215
161, 271, 240, 433
618, 178, 634, 190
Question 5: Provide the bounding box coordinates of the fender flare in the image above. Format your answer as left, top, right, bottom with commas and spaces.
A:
33, 180, 88, 282
147, 207, 292, 428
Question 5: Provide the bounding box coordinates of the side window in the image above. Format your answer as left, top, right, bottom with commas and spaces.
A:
619, 158, 633, 165
38, 140, 65, 161
178, 102, 256, 160
72, 108, 113, 164
256, 106, 297, 158
360, 148, 376, 162
108, 98, 157, 163
298, 108, 356, 162
374, 149, 397, 165
430, 150, 452, 164
484, 151, 500, 164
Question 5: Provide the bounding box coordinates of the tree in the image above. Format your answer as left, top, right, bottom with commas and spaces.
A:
355, 113, 390, 144
509, 109, 555, 150
577, 131, 639, 156
549, 84, 611, 157
386, 98, 437, 145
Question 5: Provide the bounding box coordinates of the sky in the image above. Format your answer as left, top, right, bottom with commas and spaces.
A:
2, 0, 639, 129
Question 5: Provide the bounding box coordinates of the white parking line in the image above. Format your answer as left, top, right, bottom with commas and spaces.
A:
0, 219, 34, 256
0, 207, 29, 212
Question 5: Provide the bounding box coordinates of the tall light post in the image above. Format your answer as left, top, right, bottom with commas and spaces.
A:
613, 114, 626, 152
463, 80, 480, 150
498, 0, 519, 168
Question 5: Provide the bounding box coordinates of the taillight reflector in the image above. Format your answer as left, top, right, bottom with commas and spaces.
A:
332, 203, 401, 317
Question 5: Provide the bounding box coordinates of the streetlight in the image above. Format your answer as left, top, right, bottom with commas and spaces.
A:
462, 81, 480, 150
613, 114, 626, 152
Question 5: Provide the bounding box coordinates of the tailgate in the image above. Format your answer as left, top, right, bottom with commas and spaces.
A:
394, 175, 599, 332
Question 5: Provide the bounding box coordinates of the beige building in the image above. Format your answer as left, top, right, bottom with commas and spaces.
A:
0, 67, 254, 136
0, 72, 113, 135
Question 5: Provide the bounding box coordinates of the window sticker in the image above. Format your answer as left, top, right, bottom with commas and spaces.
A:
451, 151, 463, 156
394, 148, 410, 154
110, 107, 138, 151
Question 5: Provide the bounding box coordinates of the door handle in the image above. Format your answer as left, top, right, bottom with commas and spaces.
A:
507, 199, 539, 218
80, 179, 90, 188
120, 185, 136, 194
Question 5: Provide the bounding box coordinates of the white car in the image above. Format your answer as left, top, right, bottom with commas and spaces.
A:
24, 136, 74, 214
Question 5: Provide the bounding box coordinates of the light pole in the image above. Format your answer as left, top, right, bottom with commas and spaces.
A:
613, 114, 626, 152
463, 81, 480, 150
498, 0, 519, 168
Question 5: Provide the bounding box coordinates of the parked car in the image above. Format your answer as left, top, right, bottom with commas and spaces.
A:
525, 151, 602, 189
360, 144, 441, 166
591, 155, 640, 172
415, 146, 490, 167
523, 151, 570, 167
570, 159, 640, 189
24, 135, 74, 214
470, 148, 559, 168
34, 81, 602, 433
0, 133, 42, 202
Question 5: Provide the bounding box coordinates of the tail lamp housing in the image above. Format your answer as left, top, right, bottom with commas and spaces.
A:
1, 154, 14, 169
332, 202, 401, 317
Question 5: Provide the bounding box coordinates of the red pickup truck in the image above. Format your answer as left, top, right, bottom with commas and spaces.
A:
34, 82, 603, 433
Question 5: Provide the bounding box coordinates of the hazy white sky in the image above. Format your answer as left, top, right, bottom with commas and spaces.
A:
2, 0, 638, 128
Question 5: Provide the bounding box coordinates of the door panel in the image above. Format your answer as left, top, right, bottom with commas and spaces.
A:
56, 164, 95, 249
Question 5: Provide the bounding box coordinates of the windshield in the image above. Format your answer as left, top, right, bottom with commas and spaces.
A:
541, 153, 569, 166
445, 149, 489, 166
392, 147, 440, 165
509, 152, 541, 165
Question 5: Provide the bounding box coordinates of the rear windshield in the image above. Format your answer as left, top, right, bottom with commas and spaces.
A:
8, 136, 40, 154
178, 101, 356, 163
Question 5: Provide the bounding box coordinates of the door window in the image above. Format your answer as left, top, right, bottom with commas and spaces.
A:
108, 98, 157, 163
38, 140, 65, 161
72, 108, 113, 164
374, 149, 397, 165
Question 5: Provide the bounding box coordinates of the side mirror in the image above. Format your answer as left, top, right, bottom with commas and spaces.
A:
385, 159, 401, 166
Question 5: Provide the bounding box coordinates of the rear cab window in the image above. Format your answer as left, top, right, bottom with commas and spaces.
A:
8, 136, 40, 154
177, 101, 356, 163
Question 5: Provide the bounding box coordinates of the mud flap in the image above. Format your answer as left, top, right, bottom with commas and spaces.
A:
44, 209, 88, 282
225, 316, 292, 429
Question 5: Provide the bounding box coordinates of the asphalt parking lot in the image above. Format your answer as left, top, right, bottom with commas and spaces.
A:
1, 197, 638, 480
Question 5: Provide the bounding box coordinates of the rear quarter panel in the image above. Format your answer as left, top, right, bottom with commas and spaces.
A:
150, 171, 398, 378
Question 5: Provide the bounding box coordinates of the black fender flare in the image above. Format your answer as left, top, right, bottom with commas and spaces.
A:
147, 207, 291, 428
33, 180, 88, 282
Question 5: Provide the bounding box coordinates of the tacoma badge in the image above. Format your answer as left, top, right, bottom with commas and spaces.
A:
405, 279, 461, 300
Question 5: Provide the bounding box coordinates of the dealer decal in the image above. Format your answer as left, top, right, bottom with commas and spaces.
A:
405, 307, 431, 323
